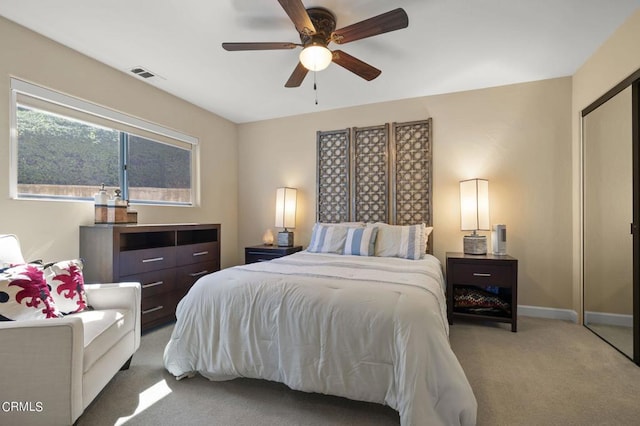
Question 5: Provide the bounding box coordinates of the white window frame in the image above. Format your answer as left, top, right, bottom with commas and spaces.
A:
9, 78, 200, 206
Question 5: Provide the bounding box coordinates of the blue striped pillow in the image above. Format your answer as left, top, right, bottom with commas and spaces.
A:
344, 226, 378, 256
307, 223, 349, 253
373, 223, 426, 260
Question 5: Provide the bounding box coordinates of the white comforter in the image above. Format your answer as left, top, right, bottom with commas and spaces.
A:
164, 252, 477, 425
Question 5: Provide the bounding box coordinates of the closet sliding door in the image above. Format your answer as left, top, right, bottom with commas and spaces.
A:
582, 70, 640, 365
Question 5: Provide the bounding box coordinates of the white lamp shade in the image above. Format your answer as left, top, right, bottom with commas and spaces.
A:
460, 179, 489, 231
299, 45, 333, 72
275, 187, 297, 229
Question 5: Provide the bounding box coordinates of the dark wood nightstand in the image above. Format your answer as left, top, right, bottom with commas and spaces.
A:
245, 244, 303, 264
446, 252, 518, 332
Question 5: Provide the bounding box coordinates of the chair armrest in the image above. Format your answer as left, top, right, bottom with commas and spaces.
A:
85, 282, 141, 351
0, 317, 84, 425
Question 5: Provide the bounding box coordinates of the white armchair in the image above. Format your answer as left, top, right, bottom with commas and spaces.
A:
0, 234, 141, 426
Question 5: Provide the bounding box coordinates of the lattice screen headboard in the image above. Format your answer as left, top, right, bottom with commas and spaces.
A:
316, 118, 433, 227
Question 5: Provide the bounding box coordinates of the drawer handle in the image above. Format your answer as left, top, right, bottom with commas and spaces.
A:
142, 305, 164, 315
473, 273, 492, 277
189, 270, 209, 277
192, 251, 209, 257
142, 281, 164, 289
142, 257, 164, 263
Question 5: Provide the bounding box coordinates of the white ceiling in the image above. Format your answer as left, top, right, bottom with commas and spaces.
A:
1, 1, 639, 124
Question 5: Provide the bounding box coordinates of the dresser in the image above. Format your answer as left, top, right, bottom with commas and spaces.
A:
80, 223, 220, 331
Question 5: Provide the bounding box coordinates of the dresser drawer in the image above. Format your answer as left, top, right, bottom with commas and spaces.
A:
244, 245, 303, 264
176, 242, 218, 266
175, 261, 216, 296
120, 269, 176, 298
141, 292, 174, 327
246, 251, 283, 263
450, 262, 513, 287
119, 246, 176, 275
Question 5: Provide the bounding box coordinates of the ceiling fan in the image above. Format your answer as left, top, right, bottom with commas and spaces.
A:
222, 0, 409, 88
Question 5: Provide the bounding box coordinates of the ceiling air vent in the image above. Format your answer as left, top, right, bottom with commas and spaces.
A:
130, 66, 155, 79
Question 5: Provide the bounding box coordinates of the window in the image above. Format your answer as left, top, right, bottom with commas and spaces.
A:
10, 78, 198, 205
126, 134, 192, 204
16, 106, 120, 199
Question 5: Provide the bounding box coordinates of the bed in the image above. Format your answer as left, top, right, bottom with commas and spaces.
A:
164, 119, 477, 424
164, 231, 476, 425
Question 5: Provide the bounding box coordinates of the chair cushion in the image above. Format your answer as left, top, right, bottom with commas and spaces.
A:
0, 264, 62, 321
68, 308, 133, 373
44, 259, 89, 315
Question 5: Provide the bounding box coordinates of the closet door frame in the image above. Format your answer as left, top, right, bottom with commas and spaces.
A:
633, 79, 639, 365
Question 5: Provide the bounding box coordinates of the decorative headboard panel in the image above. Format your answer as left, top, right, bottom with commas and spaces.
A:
316, 118, 433, 228
316, 128, 351, 223
352, 123, 390, 223
391, 120, 433, 226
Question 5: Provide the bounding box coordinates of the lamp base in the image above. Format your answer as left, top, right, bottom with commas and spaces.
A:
277, 231, 294, 247
463, 234, 487, 255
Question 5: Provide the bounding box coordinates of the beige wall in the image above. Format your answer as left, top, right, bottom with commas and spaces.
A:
0, 17, 240, 267
572, 8, 640, 317
238, 78, 574, 310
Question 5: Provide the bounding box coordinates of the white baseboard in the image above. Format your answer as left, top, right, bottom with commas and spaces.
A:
518, 305, 578, 323
584, 311, 633, 328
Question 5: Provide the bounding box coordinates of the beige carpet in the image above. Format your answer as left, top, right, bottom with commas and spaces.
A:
450, 318, 640, 425
77, 317, 640, 425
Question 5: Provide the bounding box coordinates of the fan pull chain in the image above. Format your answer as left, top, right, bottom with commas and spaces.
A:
314, 71, 318, 105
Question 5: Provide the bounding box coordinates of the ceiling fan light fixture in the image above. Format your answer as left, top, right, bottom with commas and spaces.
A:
222, 4, 409, 87
299, 44, 333, 71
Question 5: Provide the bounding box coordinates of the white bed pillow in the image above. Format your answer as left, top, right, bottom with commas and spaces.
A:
372, 223, 428, 260
307, 223, 351, 254
344, 226, 379, 256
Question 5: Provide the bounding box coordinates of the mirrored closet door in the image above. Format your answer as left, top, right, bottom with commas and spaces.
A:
582, 69, 640, 365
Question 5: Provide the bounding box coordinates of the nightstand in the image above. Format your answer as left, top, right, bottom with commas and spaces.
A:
245, 244, 303, 264
446, 252, 518, 332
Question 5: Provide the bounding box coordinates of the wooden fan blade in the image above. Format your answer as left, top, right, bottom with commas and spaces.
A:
332, 8, 408, 44
332, 50, 381, 81
278, 0, 316, 35
285, 62, 309, 87
222, 42, 298, 51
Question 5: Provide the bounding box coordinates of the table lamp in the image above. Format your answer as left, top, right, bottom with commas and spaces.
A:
460, 178, 489, 254
275, 187, 297, 247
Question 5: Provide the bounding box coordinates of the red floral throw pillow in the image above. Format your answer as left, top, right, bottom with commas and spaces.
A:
0, 264, 62, 321
44, 259, 89, 315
